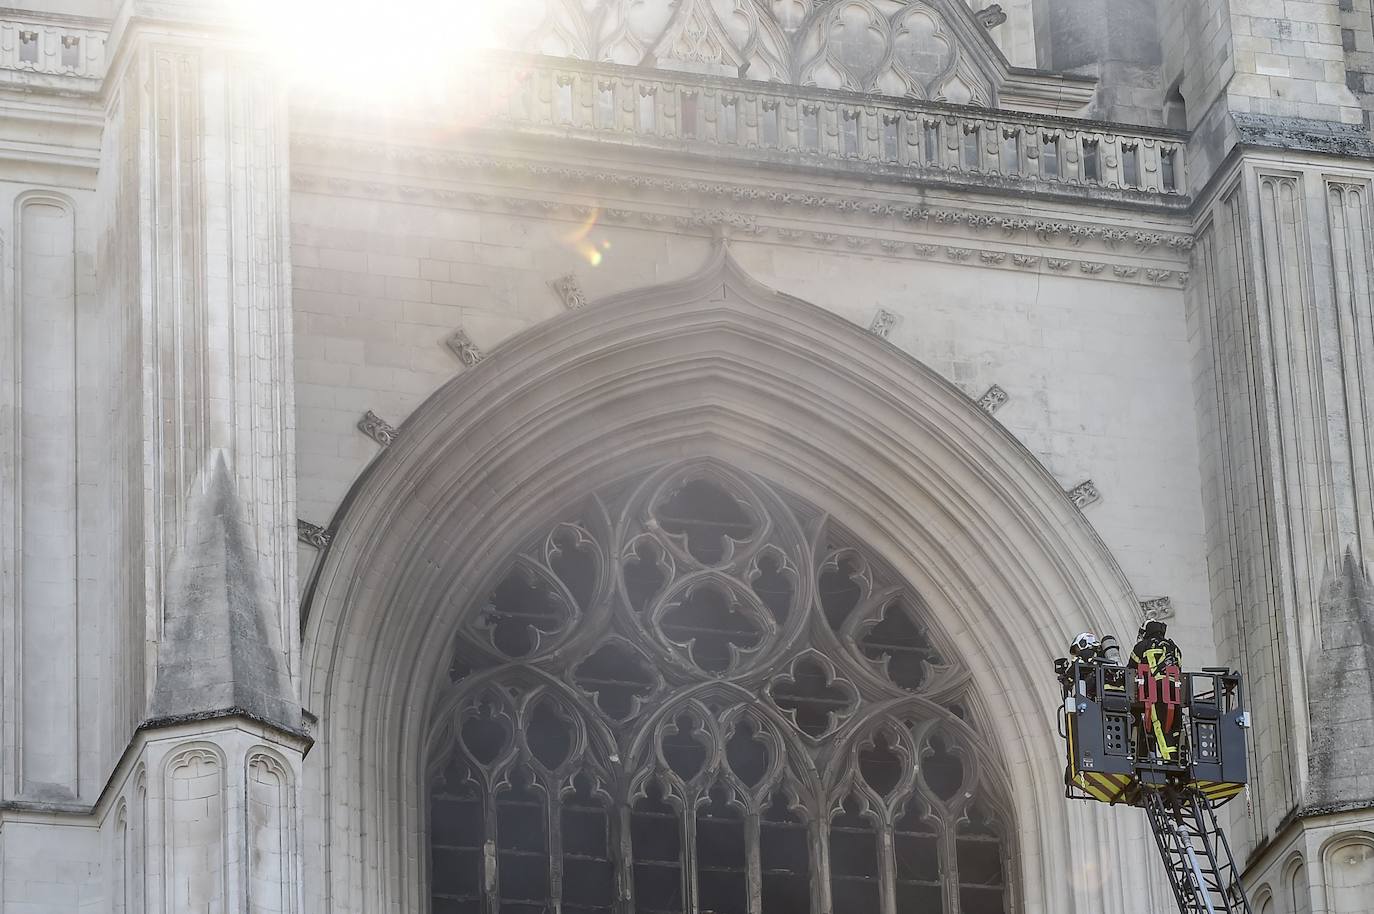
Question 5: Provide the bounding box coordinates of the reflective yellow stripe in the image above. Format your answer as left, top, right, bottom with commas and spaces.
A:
1193, 780, 1243, 803
1074, 771, 1133, 804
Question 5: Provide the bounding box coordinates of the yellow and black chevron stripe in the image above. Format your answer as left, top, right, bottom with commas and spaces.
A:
1072, 770, 1135, 804
1191, 780, 1244, 804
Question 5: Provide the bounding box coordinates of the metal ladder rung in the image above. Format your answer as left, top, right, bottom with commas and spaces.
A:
1142, 788, 1255, 914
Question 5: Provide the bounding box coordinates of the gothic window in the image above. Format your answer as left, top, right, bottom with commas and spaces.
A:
428, 461, 1015, 914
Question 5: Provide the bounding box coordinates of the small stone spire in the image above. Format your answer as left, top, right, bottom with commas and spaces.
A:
149, 454, 300, 731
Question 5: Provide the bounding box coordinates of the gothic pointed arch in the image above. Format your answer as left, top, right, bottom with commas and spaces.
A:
300, 245, 1147, 913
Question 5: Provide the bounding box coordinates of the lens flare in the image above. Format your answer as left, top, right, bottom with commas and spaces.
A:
560, 207, 610, 267
237, 0, 506, 102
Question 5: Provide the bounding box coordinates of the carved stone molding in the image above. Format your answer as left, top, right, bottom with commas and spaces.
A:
292, 161, 1192, 287
1140, 596, 1174, 621
296, 168, 1192, 289
551, 273, 588, 310
445, 329, 485, 367
1067, 480, 1101, 509
357, 410, 398, 447
868, 308, 899, 339
291, 139, 1196, 251
298, 520, 332, 549
977, 384, 1010, 414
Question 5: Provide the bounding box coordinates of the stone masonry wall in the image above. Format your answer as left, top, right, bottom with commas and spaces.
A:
1339, 0, 1374, 126
289, 188, 1216, 661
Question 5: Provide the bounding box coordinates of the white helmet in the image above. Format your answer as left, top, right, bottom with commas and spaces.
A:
1070, 632, 1100, 656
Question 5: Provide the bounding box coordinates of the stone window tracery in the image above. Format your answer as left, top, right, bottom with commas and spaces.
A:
428, 461, 1014, 913
485, 1, 1005, 105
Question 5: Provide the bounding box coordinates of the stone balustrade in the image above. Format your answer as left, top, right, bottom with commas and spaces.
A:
460, 55, 1188, 202
0, 15, 105, 80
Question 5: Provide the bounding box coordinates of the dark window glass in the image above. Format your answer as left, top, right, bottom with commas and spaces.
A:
959, 804, 1008, 914
1001, 129, 1020, 172
1083, 140, 1100, 182
883, 115, 900, 160
858, 599, 943, 691
962, 126, 980, 170
1123, 144, 1140, 186
563, 775, 614, 914
697, 785, 747, 914
924, 121, 941, 164
633, 782, 683, 914
802, 105, 821, 149
843, 110, 860, 156
1041, 135, 1060, 178
761, 792, 810, 912
829, 795, 880, 912
497, 766, 549, 904
761, 102, 780, 146
430, 756, 484, 914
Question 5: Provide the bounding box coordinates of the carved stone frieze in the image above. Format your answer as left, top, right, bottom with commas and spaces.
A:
446, 329, 485, 367
357, 410, 398, 447
292, 165, 1193, 288
298, 519, 332, 549
977, 384, 1010, 414
1067, 480, 1101, 509
551, 273, 587, 310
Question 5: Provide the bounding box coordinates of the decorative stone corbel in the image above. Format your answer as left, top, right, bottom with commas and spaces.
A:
446, 329, 484, 366
551, 273, 587, 310
868, 308, 899, 339
977, 384, 1010, 414
297, 519, 332, 549
976, 4, 1008, 28
357, 410, 398, 447
1067, 480, 1101, 509
1140, 596, 1174, 621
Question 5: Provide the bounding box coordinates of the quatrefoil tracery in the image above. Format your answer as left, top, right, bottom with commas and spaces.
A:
431, 461, 1013, 913
446, 461, 991, 799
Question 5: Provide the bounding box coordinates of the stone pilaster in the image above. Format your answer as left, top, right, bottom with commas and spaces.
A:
103, 3, 299, 725
91, 4, 304, 911
1188, 151, 1374, 904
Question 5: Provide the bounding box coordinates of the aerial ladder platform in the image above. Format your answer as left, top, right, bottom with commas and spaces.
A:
1056, 659, 1254, 914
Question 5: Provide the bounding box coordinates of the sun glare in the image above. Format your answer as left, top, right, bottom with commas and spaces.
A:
242, 0, 508, 101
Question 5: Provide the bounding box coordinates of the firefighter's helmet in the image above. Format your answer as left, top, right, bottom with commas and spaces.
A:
1070, 632, 1100, 657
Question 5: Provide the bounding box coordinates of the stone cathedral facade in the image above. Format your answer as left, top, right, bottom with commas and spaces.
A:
1, 0, 1374, 912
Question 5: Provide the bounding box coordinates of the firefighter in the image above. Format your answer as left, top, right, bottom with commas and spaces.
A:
1132, 620, 1183, 762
